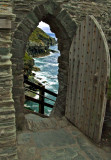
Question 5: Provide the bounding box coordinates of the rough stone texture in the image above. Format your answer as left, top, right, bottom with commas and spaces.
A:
11, 0, 77, 128
0, 0, 111, 159
0, 1, 17, 159
10, 0, 111, 129
17, 114, 111, 160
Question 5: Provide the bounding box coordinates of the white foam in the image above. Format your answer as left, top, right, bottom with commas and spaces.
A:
34, 94, 39, 99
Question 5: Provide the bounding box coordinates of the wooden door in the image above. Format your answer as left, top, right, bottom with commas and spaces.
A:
65, 15, 110, 142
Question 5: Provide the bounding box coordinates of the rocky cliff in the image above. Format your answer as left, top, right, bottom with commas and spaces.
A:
27, 27, 57, 57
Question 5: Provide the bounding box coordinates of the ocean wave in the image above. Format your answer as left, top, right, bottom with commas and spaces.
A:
29, 45, 60, 114
34, 93, 39, 99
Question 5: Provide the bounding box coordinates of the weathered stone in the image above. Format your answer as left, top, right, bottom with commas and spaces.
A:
0, 47, 10, 55
17, 114, 111, 160
43, 0, 61, 16
17, 22, 31, 36
57, 10, 77, 38
0, 1, 111, 159
0, 19, 11, 29
14, 30, 28, 42
11, 0, 111, 125
27, 12, 39, 25
0, 2, 17, 159
33, 6, 46, 20
12, 39, 25, 57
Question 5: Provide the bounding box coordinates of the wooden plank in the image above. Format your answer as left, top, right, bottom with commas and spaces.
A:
91, 16, 110, 141
83, 16, 95, 134
70, 27, 80, 123
65, 15, 110, 142
24, 80, 57, 97
39, 86, 45, 114
0, 19, 11, 29
76, 19, 87, 129
75, 24, 85, 127
88, 21, 102, 139
25, 95, 54, 108
25, 87, 56, 102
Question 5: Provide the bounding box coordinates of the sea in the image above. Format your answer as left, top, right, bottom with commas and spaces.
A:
25, 32, 60, 116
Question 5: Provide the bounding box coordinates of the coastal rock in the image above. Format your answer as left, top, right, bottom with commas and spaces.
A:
27, 27, 57, 57
32, 66, 40, 72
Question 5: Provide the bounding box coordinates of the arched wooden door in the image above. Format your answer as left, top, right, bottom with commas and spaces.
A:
65, 15, 110, 142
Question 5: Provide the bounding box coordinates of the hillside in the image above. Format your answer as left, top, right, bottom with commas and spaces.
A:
29, 27, 56, 46
27, 27, 57, 57
24, 27, 57, 77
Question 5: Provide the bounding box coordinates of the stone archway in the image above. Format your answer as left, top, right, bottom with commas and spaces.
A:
11, 0, 77, 129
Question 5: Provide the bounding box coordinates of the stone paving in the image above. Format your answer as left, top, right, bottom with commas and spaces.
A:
17, 114, 111, 160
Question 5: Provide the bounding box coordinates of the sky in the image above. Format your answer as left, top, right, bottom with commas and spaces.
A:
38, 21, 52, 33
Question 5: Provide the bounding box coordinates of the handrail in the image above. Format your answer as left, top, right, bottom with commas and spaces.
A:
25, 87, 56, 102
24, 79, 57, 97
24, 79, 58, 115
25, 95, 54, 108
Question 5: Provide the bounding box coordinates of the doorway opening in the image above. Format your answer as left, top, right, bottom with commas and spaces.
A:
24, 21, 60, 116
11, 1, 77, 130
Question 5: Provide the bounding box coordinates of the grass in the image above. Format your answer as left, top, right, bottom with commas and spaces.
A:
29, 27, 53, 46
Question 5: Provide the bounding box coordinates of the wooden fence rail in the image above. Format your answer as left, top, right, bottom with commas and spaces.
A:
24, 79, 57, 115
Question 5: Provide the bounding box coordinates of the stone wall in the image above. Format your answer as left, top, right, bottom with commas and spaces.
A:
11, 0, 77, 129
11, 0, 111, 129
0, 1, 17, 159
12, 0, 111, 47
0, 0, 110, 159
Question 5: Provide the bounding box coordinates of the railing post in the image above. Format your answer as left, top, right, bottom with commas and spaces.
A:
39, 86, 45, 114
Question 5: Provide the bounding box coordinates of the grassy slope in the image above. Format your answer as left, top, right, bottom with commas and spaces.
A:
29, 27, 53, 46
24, 27, 55, 77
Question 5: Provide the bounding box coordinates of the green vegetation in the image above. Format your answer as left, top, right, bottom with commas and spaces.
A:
27, 27, 56, 58
24, 27, 55, 77
29, 27, 56, 46
24, 52, 34, 76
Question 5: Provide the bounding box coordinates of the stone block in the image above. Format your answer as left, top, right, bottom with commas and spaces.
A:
12, 38, 25, 50
13, 75, 23, 87
11, 58, 24, 73
22, 19, 35, 34
16, 113, 25, 130
43, 0, 61, 16
33, 6, 44, 20
12, 87, 24, 96
14, 30, 28, 42
0, 19, 11, 29
27, 12, 39, 25
0, 113, 15, 123
17, 22, 31, 36
1, 53, 12, 61
37, 5, 47, 18
12, 39, 26, 58
23, 12, 39, 33
56, 9, 68, 21
0, 146, 17, 158
0, 47, 10, 55
57, 10, 77, 38
59, 61, 68, 70
11, 48, 25, 59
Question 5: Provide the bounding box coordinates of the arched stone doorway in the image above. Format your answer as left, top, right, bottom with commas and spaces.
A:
11, 0, 77, 129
